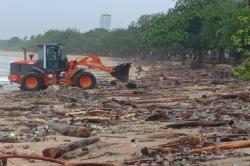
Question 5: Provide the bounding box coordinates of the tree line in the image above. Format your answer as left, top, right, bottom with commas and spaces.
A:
0, 0, 249, 68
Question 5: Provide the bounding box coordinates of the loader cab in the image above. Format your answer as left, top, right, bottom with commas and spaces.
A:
37, 44, 68, 73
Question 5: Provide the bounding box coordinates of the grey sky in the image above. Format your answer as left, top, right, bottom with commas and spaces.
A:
0, 0, 176, 40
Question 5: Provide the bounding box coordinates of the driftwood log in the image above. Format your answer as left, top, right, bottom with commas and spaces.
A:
223, 112, 250, 120
165, 120, 233, 128
47, 121, 90, 138
219, 92, 250, 101
0, 153, 66, 165
0, 106, 36, 111
0, 152, 114, 166
43, 137, 100, 159
86, 110, 113, 117
66, 111, 86, 117
190, 140, 250, 153
148, 131, 186, 139
131, 96, 189, 104
74, 116, 112, 124
72, 163, 115, 166
148, 147, 179, 153
61, 148, 89, 160
207, 134, 249, 142
149, 140, 250, 154
57, 94, 81, 102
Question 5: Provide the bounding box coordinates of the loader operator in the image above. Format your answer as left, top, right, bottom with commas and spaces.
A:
47, 47, 58, 70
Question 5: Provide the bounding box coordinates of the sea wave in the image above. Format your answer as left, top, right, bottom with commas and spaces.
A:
0, 55, 18, 82
0, 77, 9, 82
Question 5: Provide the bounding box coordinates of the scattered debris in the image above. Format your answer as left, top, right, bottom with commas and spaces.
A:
47, 121, 91, 138
1, 61, 250, 165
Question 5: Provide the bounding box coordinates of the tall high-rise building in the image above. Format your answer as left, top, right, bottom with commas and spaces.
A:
100, 14, 111, 30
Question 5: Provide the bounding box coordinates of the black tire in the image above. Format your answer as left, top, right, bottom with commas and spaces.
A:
74, 71, 96, 89
21, 73, 43, 91
41, 86, 48, 90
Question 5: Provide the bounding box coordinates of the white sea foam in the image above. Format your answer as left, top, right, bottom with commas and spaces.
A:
0, 77, 8, 82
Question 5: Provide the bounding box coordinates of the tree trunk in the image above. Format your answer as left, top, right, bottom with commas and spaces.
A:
191, 49, 203, 68
233, 51, 242, 65
218, 48, 225, 63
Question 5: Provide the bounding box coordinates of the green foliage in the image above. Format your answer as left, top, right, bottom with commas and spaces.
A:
0, 37, 28, 51
232, 16, 250, 56
233, 15, 250, 79
142, 0, 247, 66
28, 28, 84, 54
234, 59, 250, 78
143, 11, 186, 49
0, 0, 247, 62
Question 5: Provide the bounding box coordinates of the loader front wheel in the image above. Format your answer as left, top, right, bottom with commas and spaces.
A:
74, 71, 96, 89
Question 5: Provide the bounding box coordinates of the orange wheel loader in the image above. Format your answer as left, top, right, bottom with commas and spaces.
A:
8, 44, 130, 91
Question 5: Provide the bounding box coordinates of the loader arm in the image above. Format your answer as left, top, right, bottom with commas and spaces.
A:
75, 55, 113, 73
73, 55, 131, 81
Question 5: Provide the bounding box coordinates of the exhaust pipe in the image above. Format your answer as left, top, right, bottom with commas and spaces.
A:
22, 47, 27, 60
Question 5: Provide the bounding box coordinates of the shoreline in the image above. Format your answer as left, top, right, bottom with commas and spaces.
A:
0, 50, 25, 57
0, 50, 127, 59
0, 50, 131, 69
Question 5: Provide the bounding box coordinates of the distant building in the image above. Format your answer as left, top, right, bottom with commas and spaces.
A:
100, 14, 111, 30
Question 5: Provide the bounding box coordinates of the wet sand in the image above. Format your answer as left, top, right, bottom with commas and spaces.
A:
1, 61, 250, 166
1, 60, 250, 165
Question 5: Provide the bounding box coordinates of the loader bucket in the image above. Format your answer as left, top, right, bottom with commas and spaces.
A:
111, 63, 131, 81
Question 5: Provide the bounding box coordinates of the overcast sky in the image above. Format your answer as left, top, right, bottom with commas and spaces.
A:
0, 0, 176, 39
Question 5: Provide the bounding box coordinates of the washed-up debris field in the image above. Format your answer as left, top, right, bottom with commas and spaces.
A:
0, 61, 250, 166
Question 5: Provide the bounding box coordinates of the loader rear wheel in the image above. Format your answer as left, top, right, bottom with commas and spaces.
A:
21, 73, 42, 91
74, 71, 96, 89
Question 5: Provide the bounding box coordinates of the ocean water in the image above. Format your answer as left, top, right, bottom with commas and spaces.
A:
0, 55, 22, 82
